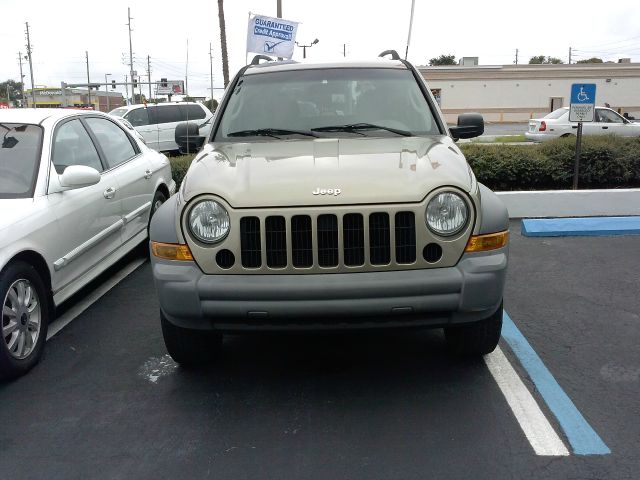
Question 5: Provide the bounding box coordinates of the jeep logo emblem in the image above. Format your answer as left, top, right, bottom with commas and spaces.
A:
312, 188, 341, 196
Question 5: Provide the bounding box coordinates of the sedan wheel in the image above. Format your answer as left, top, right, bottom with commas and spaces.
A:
0, 261, 49, 379
3, 279, 41, 359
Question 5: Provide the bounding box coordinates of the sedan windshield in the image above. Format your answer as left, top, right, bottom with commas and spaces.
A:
216, 68, 441, 141
0, 123, 43, 199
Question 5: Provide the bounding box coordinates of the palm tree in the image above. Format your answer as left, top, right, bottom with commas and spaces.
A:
217, 0, 230, 87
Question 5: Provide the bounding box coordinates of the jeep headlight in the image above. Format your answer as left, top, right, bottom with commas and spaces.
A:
425, 192, 468, 236
188, 200, 230, 243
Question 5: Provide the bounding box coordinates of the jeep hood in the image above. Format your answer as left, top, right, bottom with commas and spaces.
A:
181, 136, 475, 208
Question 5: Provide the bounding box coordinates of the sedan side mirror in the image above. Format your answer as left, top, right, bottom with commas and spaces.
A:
59, 165, 101, 189
450, 113, 484, 140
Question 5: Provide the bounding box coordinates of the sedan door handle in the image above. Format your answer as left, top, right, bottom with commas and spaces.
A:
572, 125, 578, 129
144, 169, 153, 179
103, 187, 117, 199
602, 126, 608, 129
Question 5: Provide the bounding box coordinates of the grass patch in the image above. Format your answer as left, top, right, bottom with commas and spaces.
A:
492, 134, 527, 143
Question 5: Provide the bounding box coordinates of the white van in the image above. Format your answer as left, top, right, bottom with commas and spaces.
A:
109, 102, 213, 153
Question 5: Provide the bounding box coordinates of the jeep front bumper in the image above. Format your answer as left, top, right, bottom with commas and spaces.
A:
152, 247, 507, 332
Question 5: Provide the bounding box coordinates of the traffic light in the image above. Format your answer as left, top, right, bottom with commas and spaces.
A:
133, 77, 138, 88
111, 80, 116, 89
161, 78, 168, 88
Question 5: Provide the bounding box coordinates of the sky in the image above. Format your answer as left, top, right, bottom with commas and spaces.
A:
1, 0, 640, 101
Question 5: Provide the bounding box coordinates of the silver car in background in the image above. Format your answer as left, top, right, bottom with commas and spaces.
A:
525, 106, 640, 142
0, 109, 175, 379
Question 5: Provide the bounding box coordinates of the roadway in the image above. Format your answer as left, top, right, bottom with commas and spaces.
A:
0, 221, 637, 479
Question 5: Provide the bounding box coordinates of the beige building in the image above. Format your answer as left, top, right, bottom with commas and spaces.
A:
419, 62, 640, 123
25, 88, 124, 112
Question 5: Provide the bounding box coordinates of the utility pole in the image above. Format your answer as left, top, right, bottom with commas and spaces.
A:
85, 51, 92, 108
25, 22, 36, 108
127, 8, 135, 103
343, 44, 346, 57
276, 0, 283, 60
185, 39, 189, 97
147, 55, 152, 101
515, 48, 519, 65
209, 42, 214, 103
17, 52, 26, 107
124, 75, 129, 105
568, 47, 572, 64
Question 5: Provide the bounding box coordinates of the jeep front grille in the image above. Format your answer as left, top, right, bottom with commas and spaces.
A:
239, 211, 416, 270
395, 211, 417, 264
240, 217, 261, 268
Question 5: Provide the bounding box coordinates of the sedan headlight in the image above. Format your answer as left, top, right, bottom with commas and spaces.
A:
188, 200, 230, 243
425, 192, 468, 236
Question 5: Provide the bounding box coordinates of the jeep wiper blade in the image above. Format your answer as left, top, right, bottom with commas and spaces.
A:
311, 123, 412, 137
228, 128, 318, 138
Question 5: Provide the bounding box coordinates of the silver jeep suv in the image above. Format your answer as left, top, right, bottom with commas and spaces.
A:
150, 51, 509, 365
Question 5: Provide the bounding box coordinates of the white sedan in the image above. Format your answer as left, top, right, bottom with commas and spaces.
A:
525, 107, 640, 142
0, 109, 175, 378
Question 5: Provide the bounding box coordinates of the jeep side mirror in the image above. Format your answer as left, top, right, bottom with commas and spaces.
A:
450, 113, 484, 140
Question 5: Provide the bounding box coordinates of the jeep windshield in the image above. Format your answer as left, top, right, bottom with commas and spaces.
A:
0, 123, 43, 199
216, 68, 441, 141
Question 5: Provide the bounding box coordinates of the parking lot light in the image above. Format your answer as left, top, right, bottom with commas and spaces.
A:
465, 231, 509, 252
151, 242, 194, 261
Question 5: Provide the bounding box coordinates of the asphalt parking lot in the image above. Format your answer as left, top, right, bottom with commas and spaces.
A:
0, 220, 638, 479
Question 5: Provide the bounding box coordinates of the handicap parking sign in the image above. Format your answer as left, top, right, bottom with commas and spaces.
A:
569, 83, 596, 122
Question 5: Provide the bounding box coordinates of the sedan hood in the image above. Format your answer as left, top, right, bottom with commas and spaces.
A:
182, 136, 474, 208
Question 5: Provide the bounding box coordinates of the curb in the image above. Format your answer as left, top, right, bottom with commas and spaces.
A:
496, 189, 640, 218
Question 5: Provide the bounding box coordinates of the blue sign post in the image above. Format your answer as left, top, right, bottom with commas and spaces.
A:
569, 83, 597, 189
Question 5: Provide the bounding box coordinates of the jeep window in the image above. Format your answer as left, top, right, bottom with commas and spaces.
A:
0, 123, 43, 199
216, 68, 441, 141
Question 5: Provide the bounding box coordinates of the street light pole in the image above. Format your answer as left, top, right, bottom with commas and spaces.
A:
295, 39, 319, 59
105, 73, 112, 112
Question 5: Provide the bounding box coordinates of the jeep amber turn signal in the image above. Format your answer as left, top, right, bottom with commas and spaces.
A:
151, 242, 194, 261
465, 231, 509, 252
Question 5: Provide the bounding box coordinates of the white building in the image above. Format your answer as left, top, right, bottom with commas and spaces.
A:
419, 62, 640, 123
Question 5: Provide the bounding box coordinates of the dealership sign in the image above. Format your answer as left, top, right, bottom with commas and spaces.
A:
246, 14, 299, 59
156, 81, 184, 95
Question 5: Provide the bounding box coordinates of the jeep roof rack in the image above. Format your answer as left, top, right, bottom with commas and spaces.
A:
378, 50, 401, 60
250, 55, 274, 65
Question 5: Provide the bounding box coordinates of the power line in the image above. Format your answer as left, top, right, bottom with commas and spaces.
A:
576, 35, 640, 50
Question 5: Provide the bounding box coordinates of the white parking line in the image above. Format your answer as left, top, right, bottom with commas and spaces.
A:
484, 346, 570, 456
47, 257, 147, 340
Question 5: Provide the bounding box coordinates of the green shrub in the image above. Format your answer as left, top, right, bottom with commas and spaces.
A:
169, 154, 196, 189
462, 136, 640, 191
